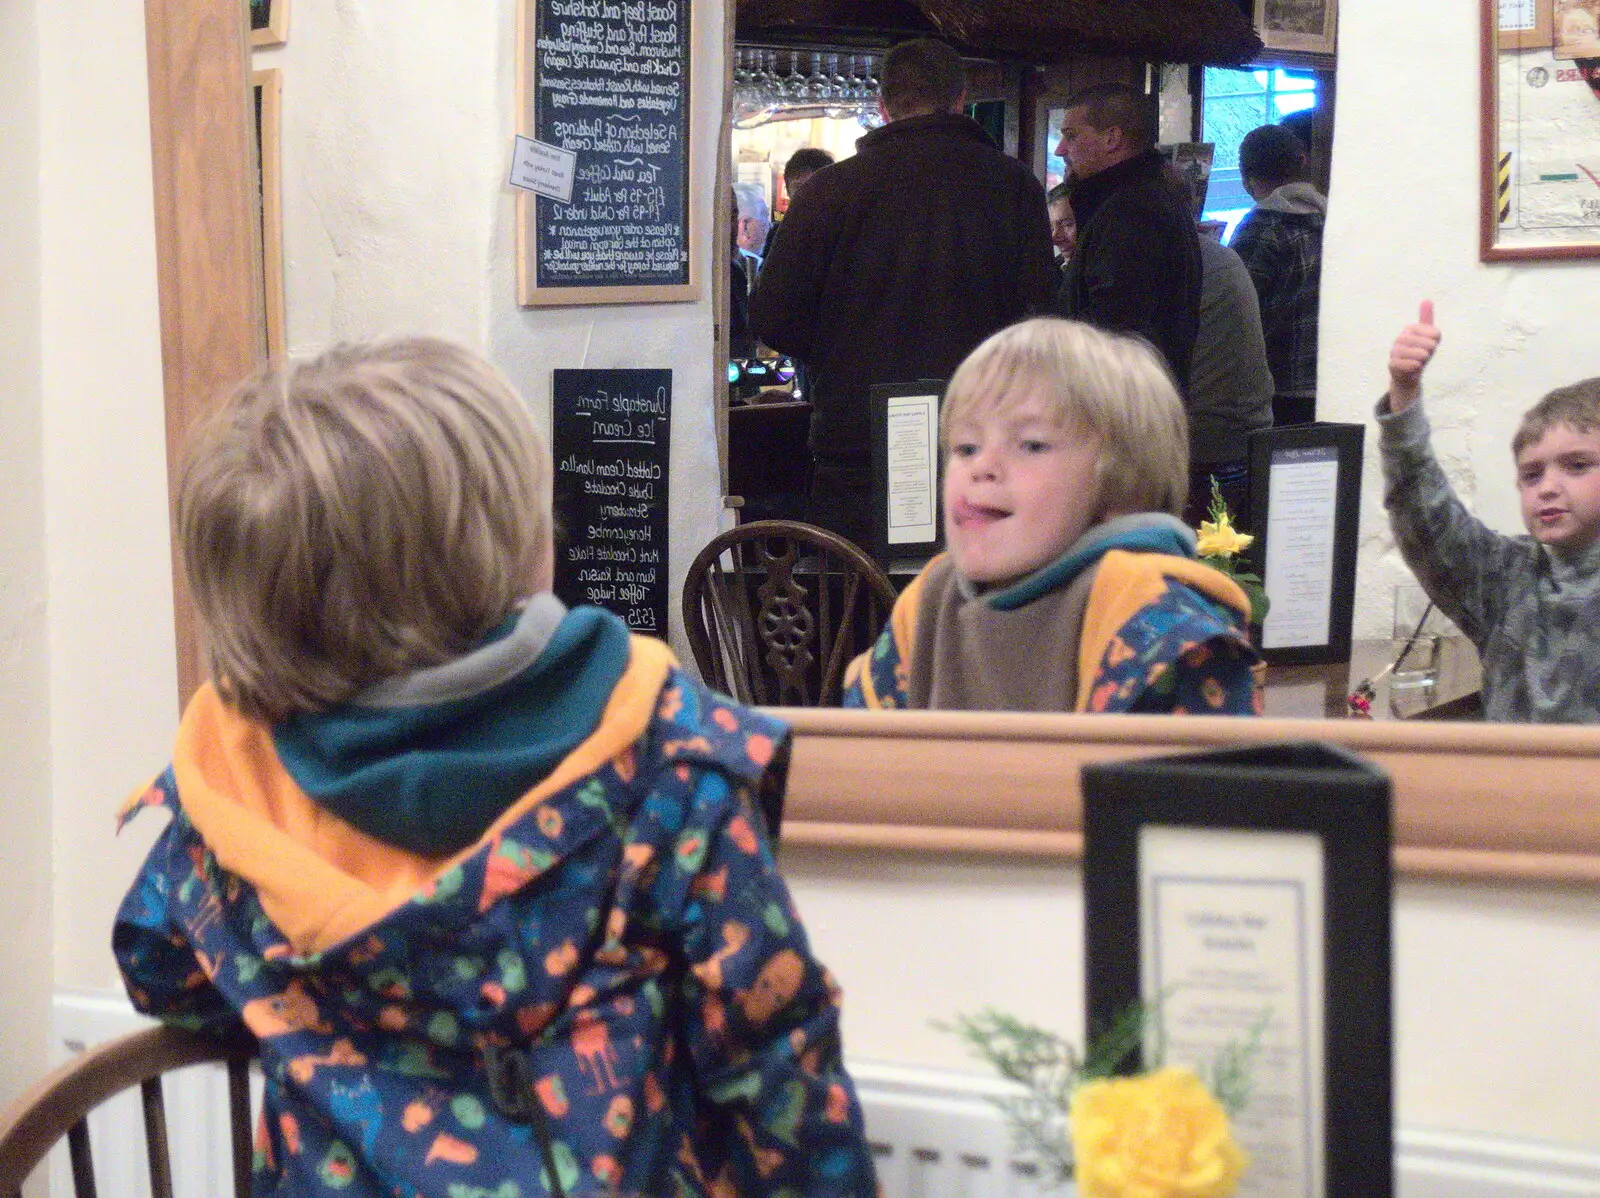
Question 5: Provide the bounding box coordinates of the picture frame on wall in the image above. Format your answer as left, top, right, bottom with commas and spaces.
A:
249, 0, 288, 48
1480, 0, 1600, 260
251, 68, 286, 359
1553, 0, 1600, 58
1255, 0, 1338, 55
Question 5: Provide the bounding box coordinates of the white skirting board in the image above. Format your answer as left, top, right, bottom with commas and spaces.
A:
44, 991, 1600, 1198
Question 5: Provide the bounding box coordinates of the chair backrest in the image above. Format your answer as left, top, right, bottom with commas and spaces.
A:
683, 520, 898, 707
0, 1026, 256, 1198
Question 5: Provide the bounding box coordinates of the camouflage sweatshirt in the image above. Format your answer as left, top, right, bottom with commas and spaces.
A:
1378, 396, 1600, 722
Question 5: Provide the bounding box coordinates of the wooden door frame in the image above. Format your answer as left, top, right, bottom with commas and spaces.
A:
144, 0, 262, 705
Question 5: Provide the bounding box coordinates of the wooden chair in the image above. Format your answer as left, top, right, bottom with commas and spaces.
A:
0, 1025, 256, 1198
683, 520, 898, 707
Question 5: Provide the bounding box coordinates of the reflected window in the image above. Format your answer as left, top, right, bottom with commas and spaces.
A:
1201, 67, 1319, 241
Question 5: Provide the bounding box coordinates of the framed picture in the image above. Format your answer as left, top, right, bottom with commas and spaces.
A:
1256, 0, 1338, 55
1245, 422, 1364, 666
251, 68, 286, 359
1481, 0, 1600, 259
1500, 0, 1555, 50
1554, 0, 1600, 57
249, 0, 288, 49
1083, 741, 1393, 1198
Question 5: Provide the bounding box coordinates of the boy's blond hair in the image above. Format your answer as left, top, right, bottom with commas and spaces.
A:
939, 318, 1189, 518
1512, 378, 1600, 458
179, 336, 551, 723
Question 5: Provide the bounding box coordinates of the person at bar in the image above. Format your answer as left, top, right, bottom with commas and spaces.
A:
749, 37, 1055, 550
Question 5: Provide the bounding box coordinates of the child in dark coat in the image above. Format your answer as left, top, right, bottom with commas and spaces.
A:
114, 338, 876, 1198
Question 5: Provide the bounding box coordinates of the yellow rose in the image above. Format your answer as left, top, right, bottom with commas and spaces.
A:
1195, 517, 1254, 559
1070, 1067, 1248, 1198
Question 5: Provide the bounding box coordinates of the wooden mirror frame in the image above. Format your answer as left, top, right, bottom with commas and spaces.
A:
780, 710, 1600, 884
144, 0, 1600, 889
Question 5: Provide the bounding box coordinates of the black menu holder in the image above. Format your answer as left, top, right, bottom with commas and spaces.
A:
1084, 741, 1393, 1198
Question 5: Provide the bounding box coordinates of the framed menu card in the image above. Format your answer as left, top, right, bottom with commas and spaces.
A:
1083, 742, 1393, 1198
1246, 422, 1364, 665
869, 381, 945, 564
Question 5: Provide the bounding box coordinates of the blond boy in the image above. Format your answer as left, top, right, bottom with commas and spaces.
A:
844, 318, 1260, 713
1385, 303, 1600, 721
114, 338, 875, 1198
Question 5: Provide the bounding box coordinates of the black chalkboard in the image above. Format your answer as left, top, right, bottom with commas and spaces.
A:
524, 0, 693, 297
551, 369, 672, 636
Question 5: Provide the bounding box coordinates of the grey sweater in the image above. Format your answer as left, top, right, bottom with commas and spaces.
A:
1379, 396, 1600, 722
1188, 236, 1275, 464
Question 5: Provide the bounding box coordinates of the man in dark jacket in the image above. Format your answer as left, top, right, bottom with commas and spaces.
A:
749, 38, 1056, 550
1232, 123, 1327, 425
1055, 83, 1201, 396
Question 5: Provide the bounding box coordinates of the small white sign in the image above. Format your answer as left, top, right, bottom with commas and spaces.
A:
1261, 445, 1340, 650
1141, 824, 1327, 1198
884, 392, 940, 546
509, 135, 576, 204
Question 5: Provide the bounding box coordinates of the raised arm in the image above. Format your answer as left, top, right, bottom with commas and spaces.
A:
1386, 299, 1441, 413
1377, 302, 1525, 641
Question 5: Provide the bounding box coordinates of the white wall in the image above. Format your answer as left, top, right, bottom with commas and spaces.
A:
1319, 0, 1600, 637
40, 0, 180, 996
786, 852, 1600, 1151
0, 0, 56, 1110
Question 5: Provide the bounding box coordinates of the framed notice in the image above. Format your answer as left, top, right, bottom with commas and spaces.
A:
1246, 423, 1362, 665
1084, 742, 1393, 1198
516, 0, 698, 305
251, 68, 285, 360
1256, 0, 1338, 55
869, 381, 945, 563
249, 0, 288, 48
551, 369, 671, 636
1482, 0, 1600, 259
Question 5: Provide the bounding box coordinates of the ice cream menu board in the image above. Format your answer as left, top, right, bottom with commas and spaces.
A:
551, 369, 671, 636
518, 0, 696, 303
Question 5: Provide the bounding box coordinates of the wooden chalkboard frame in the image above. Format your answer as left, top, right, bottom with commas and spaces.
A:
516, 0, 701, 306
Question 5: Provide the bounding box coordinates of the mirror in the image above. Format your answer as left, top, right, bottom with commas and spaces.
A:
143, 0, 1571, 733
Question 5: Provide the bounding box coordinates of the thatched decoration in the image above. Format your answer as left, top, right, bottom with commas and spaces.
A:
736, 0, 1263, 66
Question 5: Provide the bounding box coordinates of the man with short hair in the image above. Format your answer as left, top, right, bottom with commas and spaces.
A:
1054, 82, 1201, 395
1046, 181, 1077, 264
784, 147, 834, 197
732, 181, 771, 274
750, 37, 1055, 549
1232, 122, 1327, 424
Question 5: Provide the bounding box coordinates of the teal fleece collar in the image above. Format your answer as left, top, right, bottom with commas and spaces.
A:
272, 600, 632, 856
978, 514, 1196, 611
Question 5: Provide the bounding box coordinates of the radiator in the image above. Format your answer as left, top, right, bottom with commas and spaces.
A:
47, 991, 1600, 1197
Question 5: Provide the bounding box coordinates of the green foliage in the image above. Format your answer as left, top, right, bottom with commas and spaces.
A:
941, 999, 1263, 1185
1197, 476, 1270, 626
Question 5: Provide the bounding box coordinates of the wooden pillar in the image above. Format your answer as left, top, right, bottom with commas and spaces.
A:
143, 0, 263, 704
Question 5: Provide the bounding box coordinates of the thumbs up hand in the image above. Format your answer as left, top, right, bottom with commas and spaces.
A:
1387, 300, 1441, 413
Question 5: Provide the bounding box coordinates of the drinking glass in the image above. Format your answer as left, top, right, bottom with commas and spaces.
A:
1391, 584, 1447, 689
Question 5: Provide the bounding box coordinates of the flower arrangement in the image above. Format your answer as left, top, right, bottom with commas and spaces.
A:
1195, 478, 1269, 627
946, 1007, 1256, 1198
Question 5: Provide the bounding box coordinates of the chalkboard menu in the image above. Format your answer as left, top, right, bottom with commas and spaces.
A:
518, 0, 697, 305
551, 369, 672, 636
